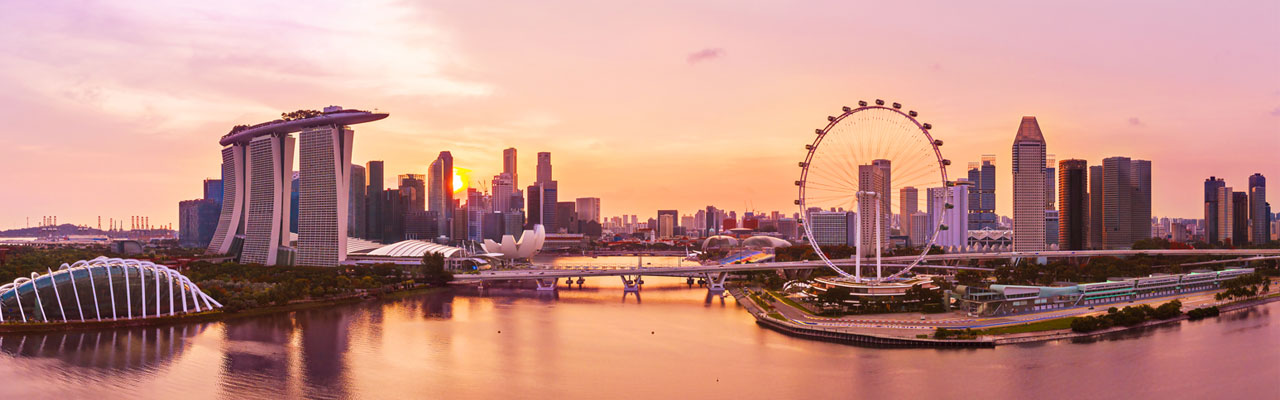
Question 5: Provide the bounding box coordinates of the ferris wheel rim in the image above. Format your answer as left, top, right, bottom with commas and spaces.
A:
796, 103, 950, 283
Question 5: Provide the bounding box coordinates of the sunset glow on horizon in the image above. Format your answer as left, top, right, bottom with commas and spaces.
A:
0, 1, 1276, 229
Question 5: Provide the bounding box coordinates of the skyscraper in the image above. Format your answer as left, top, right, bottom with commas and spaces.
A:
557, 202, 578, 234
873, 159, 892, 225
657, 209, 679, 239
576, 197, 601, 223
967, 155, 997, 230
1012, 117, 1047, 252
349, 164, 365, 239
1044, 154, 1056, 210
1089, 166, 1105, 248
1058, 159, 1088, 250
429, 152, 454, 237
540, 181, 558, 232
1102, 157, 1133, 249
365, 160, 384, 240
503, 147, 518, 188
1131, 160, 1152, 241
857, 164, 888, 251
1249, 173, 1268, 245
491, 173, 515, 213
1217, 186, 1234, 245
927, 183, 969, 249
399, 174, 426, 212
1232, 192, 1249, 245
296, 124, 355, 267
900, 187, 918, 245
536, 152, 552, 184
203, 179, 224, 203
208, 107, 386, 265
1204, 176, 1226, 244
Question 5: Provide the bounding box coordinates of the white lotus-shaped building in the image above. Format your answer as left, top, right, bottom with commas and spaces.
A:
482, 224, 546, 259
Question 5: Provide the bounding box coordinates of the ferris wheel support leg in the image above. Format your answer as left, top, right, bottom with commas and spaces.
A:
876, 200, 882, 282
854, 208, 862, 283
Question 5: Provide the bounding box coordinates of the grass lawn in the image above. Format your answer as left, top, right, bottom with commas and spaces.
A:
767, 290, 818, 315
978, 317, 1077, 336
767, 312, 788, 322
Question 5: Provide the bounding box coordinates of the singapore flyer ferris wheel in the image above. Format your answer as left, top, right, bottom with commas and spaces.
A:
796, 100, 951, 283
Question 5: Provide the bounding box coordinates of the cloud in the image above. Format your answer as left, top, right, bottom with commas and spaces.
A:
1270, 107, 1280, 117
1128, 117, 1143, 126
686, 48, 724, 64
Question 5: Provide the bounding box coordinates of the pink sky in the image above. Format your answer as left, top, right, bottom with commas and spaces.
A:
0, 1, 1277, 229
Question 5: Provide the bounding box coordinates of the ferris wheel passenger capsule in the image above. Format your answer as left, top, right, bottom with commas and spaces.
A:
842, 106, 851, 112
875, 99, 885, 105
909, 110, 918, 117
858, 101, 868, 106
892, 102, 902, 109
923, 123, 932, 130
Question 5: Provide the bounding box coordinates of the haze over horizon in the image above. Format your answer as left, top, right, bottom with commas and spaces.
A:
1, 0, 1277, 229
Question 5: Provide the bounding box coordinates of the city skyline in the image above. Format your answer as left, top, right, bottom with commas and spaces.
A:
1, 1, 1278, 229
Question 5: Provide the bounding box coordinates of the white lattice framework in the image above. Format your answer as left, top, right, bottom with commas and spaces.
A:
0, 256, 222, 323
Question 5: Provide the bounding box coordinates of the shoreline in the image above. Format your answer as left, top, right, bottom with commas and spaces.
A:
0, 285, 447, 334
730, 286, 1279, 348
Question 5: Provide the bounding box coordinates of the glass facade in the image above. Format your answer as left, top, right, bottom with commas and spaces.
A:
0, 257, 221, 323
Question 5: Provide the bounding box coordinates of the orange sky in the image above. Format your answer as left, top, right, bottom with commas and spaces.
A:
0, 1, 1277, 229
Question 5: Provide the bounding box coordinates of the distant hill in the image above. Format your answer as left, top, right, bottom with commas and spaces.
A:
0, 224, 171, 238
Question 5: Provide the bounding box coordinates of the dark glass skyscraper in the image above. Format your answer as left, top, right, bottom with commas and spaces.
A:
1204, 176, 1226, 244
1249, 173, 1268, 245
365, 160, 384, 240
967, 155, 997, 230
429, 152, 454, 238
1058, 159, 1088, 250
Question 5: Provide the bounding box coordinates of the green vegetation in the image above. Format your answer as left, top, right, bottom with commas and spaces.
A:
187, 261, 447, 313
280, 109, 323, 121
977, 317, 1077, 335
810, 283, 944, 315
933, 327, 978, 340
1070, 300, 1183, 333
1214, 273, 1271, 302
767, 290, 817, 315
767, 312, 788, 322
1186, 306, 1220, 320
0, 246, 124, 283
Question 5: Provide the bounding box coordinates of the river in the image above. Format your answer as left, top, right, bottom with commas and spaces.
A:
0, 257, 1274, 399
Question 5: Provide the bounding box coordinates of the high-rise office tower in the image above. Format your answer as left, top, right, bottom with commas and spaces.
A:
467, 188, 487, 241
927, 183, 969, 249
365, 161, 384, 240
807, 210, 857, 246
429, 152, 454, 237
1131, 160, 1152, 241
1089, 166, 1104, 248
1058, 159, 1089, 250
576, 197, 601, 223
399, 174, 426, 212
900, 187, 918, 244
1044, 154, 1056, 210
1232, 192, 1249, 245
657, 209, 679, 239
349, 164, 365, 239
536, 152, 552, 184
967, 155, 998, 230
704, 206, 720, 235
1012, 117, 1047, 252
557, 202, 578, 234
503, 147, 518, 188
1249, 173, 1268, 245
208, 146, 247, 255
526, 185, 542, 227
491, 173, 515, 213
1217, 186, 1234, 245
540, 181, 558, 232
1204, 177, 1226, 244
179, 198, 220, 249
296, 124, 354, 267
873, 159, 892, 224
857, 164, 888, 251
1102, 157, 1133, 249
203, 179, 224, 203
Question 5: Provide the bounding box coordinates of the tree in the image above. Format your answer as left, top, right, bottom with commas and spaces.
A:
421, 253, 454, 286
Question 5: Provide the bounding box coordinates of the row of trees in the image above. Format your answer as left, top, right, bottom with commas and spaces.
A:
1214, 273, 1271, 301
1070, 300, 1183, 333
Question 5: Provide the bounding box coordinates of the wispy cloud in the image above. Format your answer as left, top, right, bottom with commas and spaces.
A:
1128, 117, 1143, 126
686, 48, 724, 64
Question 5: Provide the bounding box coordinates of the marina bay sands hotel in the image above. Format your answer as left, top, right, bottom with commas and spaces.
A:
206, 106, 388, 267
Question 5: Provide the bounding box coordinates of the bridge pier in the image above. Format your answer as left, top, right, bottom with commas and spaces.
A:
704, 272, 728, 294
535, 278, 558, 291
621, 275, 642, 293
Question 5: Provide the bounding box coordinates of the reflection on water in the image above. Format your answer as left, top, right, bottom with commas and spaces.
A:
0, 257, 1273, 399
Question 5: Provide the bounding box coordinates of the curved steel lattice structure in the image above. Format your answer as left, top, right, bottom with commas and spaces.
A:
0, 257, 222, 323
797, 101, 949, 283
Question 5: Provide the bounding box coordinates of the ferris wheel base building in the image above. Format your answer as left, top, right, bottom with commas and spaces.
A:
206, 106, 388, 267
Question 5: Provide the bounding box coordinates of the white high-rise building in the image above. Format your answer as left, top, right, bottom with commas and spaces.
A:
491, 173, 514, 213
207, 107, 387, 266
241, 134, 295, 265
928, 183, 969, 249
296, 124, 354, 267
1012, 116, 1047, 252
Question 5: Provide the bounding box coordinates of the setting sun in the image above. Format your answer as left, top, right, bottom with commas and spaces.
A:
452, 166, 470, 195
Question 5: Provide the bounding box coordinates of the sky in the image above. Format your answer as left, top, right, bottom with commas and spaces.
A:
0, 0, 1277, 230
